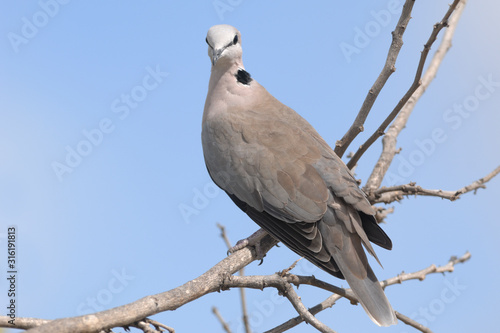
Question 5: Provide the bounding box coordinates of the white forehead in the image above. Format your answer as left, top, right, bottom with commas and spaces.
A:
206, 24, 239, 44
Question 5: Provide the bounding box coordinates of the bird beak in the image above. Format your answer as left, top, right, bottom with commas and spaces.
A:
212, 48, 223, 66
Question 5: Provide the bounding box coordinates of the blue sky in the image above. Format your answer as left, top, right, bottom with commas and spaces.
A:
1, 1, 499, 332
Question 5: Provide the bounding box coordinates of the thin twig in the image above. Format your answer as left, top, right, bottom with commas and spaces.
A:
134, 321, 156, 333
216, 223, 252, 333
265, 252, 470, 333
347, 0, 462, 169
457, 165, 500, 195
130, 318, 175, 333
217, 223, 233, 249
280, 257, 303, 277
365, 0, 468, 190
282, 285, 337, 333
368, 165, 500, 204
383, 252, 471, 286
374, 206, 395, 223
334, 0, 416, 158
144, 318, 175, 333
239, 274, 251, 333
221, 276, 337, 333
396, 312, 433, 333
212, 307, 232, 333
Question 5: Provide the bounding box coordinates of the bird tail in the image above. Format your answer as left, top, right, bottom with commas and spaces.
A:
320, 222, 397, 327
333, 252, 397, 326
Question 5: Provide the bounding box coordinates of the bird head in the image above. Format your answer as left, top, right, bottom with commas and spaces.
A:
206, 24, 242, 67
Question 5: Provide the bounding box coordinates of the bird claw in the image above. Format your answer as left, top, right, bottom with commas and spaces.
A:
227, 229, 268, 262
227, 238, 250, 255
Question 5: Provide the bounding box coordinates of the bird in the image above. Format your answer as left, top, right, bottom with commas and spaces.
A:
202, 24, 397, 327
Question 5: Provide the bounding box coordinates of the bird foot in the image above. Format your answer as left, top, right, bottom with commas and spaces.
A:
227, 229, 269, 263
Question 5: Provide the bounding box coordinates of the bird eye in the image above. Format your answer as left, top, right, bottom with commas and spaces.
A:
233, 35, 238, 45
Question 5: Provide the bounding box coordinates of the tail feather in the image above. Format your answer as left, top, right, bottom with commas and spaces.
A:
319, 221, 397, 327
333, 252, 397, 326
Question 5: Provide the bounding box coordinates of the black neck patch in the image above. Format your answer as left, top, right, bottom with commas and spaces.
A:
235, 69, 252, 85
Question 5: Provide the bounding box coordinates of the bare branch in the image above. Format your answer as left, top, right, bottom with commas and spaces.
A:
21, 232, 277, 333
144, 318, 175, 333
384, 252, 471, 286
347, 0, 462, 170
217, 223, 233, 249
280, 257, 303, 277
457, 165, 500, 195
266, 252, 470, 333
395, 312, 433, 333
212, 307, 232, 333
0, 316, 50, 330
282, 285, 337, 333
374, 206, 395, 223
239, 280, 251, 333
365, 0, 468, 190
368, 165, 500, 204
334, 0, 415, 158
131, 318, 175, 333
221, 275, 337, 333
0, 252, 472, 333
216, 223, 252, 333
134, 321, 158, 333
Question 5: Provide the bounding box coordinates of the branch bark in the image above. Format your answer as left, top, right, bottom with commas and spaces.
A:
346, 0, 463, 170
395, 312, 433, 333
265, 252, 470, 333
216, 223, 252, 333
0, 317, 50, 330
0, 252, 470, 333
364, 0, 468, 190
20, 232, 277, 333
131, 318, 175, 333
367, 165, 500, 204
212, 307, 232, 333
334, 0, 415, 158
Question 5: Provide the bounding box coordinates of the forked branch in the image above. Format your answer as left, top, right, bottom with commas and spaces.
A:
265, 252, 470, 333
367, 165, 500, 204
365, 0, 468, 190
346, 0, 462, 169
12, 233, 277, 333
334, 0, 415, 158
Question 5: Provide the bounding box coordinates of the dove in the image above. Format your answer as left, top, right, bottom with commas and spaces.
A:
202, 24, 397, 327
